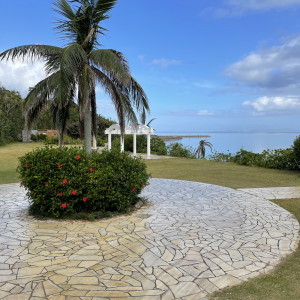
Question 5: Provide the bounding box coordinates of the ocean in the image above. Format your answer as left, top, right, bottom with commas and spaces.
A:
156, 132, 300, 156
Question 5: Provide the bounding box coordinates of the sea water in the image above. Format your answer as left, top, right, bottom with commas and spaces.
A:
157, 132, 299, 156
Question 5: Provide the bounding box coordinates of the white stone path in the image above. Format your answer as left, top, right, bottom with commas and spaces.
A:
238, 186, 300, 200
0, 179, 299, 299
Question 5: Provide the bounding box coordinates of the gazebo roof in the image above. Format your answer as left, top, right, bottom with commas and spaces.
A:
105, 124, 154, 135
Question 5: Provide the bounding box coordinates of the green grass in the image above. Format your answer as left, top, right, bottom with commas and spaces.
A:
0, 142, 45, 184
209, 198, 300, 300
146, 158, 300, 188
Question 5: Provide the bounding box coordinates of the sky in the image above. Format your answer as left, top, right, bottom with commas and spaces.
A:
1, 0, 300, 133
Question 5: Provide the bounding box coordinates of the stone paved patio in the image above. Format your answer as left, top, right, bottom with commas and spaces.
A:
0, 179, 299, 299
238, 186, 300, 200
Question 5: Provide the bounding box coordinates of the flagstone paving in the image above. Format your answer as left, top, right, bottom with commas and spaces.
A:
0, 179, 299, 299
238, 186, 300, 200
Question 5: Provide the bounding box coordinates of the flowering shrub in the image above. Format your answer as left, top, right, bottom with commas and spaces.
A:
18, 147, 150, 218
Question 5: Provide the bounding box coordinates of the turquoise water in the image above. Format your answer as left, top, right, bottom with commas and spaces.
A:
157, 132, 299, 155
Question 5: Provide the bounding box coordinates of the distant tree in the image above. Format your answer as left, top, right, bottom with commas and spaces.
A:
0, 87, 24, 145
195, 140, 213, 159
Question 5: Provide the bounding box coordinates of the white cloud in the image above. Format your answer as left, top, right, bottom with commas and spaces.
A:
150, 58, 182, 68
243, 96, 300, 114
197, 110, 215, 116
0, 60, 46, 97
225, 36, 300, 92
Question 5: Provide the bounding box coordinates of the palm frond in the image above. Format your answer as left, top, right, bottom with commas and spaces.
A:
60, 43, 87, 80
0, 45, 63, 62
129, 76, 149, 114
89, 49, 130, 84
147, 118, 156, 127
92, 66, 126, 135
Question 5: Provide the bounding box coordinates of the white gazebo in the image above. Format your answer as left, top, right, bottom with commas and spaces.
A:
104, 124, 154, 158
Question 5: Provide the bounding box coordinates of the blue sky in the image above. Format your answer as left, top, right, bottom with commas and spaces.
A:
1, 0, 300, 133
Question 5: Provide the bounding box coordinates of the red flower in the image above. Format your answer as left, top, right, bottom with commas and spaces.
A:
108, 188, 110, 191
45, 183, 49, 187
120, 156, 123, 160
59, 193, 63, 197
56, 150, 60, 153
132, 187, 136, 192
62, 203, 67, 208
90, 168, 93, 172
142, 184, 145, 188
76, 155, 80, 160
25, 163, 29, 167
21, 183, 24, 187
62, 179, 67, 184
57, 164, 61, 168
72, 190, 77, 195
83, 197, 87, 202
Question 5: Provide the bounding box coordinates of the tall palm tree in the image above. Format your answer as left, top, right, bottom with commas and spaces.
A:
0, 0, 149, 152
195, 140, 213, 159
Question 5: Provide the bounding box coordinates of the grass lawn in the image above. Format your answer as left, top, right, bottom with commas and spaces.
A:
146, 158, 300, 188
0, 142, 44, 184
0, 143, 299, 299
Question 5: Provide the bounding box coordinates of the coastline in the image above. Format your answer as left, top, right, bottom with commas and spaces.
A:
155, 135, 211, 141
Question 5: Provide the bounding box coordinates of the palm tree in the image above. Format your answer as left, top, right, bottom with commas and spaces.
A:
195, 140, 213, 159
0, 0, 149, 152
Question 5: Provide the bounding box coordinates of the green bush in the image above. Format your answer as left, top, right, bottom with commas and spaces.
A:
63, 135, 82, 145
167, 142, 195, 158
210, 148, 299, 170
97, 137, 106, 147
30, 134, 37, 142
293, 136, 300, 167
18, 147, 150, 218
37, 134, 47, 141
44, 136, 59, 145
209, 150, 233, 162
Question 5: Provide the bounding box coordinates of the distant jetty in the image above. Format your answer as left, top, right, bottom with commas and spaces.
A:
155, 135, 210, 141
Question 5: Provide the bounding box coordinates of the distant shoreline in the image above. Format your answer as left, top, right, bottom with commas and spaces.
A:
155, 135, 210, 141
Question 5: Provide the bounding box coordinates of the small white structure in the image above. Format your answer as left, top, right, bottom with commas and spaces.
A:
105, 124, 154, 158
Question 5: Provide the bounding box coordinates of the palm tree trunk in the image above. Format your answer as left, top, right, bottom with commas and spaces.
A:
91, 83, 97, 149
23, 114, 30, 143
84, 105, 92, 153
58, 128, 64, 146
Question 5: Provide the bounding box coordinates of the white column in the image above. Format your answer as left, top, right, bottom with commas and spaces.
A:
121, 136, 125, 152
133, 133, 137, 156
108, 134, 111, 150
147, 133, 151, 158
